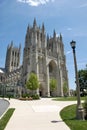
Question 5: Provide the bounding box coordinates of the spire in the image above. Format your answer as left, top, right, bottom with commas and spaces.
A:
47, 34, 49, 49
27, 24, 30, 33
47, 34, 49, 42
60, 33, 62, 41
33, 18, 37, 28
42, 23, 45, 32
53, 30, 56, 38
11, 41, 13, 47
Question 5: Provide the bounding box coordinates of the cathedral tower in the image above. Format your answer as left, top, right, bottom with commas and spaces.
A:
5, 41, 21, 73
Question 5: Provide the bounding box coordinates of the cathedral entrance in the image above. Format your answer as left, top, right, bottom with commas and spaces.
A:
48, 60, 57, 96
39, 83, 44, 97
49, 60, 57, 79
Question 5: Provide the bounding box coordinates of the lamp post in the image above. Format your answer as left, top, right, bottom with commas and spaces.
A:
70, 40, 84, 120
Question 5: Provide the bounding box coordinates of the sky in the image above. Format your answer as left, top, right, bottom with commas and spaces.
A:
0, 0, 87, 90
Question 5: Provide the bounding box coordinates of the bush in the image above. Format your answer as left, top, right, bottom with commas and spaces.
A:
84, 98, 87, 120
22, 93, 30, 98
32, 94, 40, 100
19, 94, 40, 100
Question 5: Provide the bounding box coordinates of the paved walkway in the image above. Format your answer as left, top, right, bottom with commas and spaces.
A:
5, 98, 77, 130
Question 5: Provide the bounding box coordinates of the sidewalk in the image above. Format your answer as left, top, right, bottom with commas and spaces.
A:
5, 98, 76, 130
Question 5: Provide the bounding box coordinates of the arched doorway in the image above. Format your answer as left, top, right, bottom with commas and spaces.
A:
48, 60, 57, 96
39, 83, 44, 97
49, 60, 57, 78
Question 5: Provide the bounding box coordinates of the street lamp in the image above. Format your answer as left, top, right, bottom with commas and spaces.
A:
70, 40, 84, 120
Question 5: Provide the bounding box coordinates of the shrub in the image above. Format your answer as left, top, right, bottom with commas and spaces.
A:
32, 94, 40, 100
22, 93, 30, 98
84, 98, 87, 120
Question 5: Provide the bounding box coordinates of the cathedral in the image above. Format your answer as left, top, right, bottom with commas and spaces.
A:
22, 19, 69, 97
0, 19, 69, 97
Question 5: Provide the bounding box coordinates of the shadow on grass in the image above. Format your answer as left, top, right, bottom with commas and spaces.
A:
51, 117, 76, 124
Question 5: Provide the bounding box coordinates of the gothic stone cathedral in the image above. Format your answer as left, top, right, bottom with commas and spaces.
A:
22, 19, 69, 97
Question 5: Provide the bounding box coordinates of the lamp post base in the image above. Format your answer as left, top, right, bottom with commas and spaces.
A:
76, 105, 84, 120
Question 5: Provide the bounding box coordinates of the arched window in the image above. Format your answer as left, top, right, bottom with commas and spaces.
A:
12, 51, 14, 56
49, 63, 53, 73
11, 61, 13, 66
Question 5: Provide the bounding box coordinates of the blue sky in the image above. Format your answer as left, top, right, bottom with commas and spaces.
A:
0, 0, 87, 90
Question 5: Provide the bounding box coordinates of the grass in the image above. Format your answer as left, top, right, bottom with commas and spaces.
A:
60, 104, 87, 130
0, 108, 15, 130
53, 96, 86, 101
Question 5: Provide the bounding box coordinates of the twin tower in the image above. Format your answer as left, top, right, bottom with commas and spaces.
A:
5, 19, 69, 97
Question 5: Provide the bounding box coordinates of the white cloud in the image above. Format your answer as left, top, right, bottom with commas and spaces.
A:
66, 50, 72, 55
17, 0, 54, 6
67, 28, 72, 31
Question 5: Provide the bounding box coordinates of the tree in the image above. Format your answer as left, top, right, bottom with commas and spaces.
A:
63, 81, 68, 97
84, 97, 87, 119
26, 73, 39, 95
78, 66, 87, 96
50, 78, 57, 92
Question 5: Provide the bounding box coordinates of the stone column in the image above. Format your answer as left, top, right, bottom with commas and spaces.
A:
35, 32, 37, 46
46, 64, 50, 97
38, 32, 41, 48
36, 48, 39, 95
60, 67, 64, 96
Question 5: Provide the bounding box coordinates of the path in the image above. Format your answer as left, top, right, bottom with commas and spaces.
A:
5, 98, 77, 130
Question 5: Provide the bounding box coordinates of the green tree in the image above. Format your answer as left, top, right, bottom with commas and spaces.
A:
26, 73, 39, 95
78, 66, 87, 96
50, 78, 57, 91
63, 81, 68, 97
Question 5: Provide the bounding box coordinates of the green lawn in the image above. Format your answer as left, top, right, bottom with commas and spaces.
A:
0, 108, 15, 130
53, 96, 86, 101
60, 104, 87, 130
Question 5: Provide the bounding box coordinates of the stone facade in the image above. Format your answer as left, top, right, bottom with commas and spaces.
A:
22, 19, 69, 97
5, 41, 21, 73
